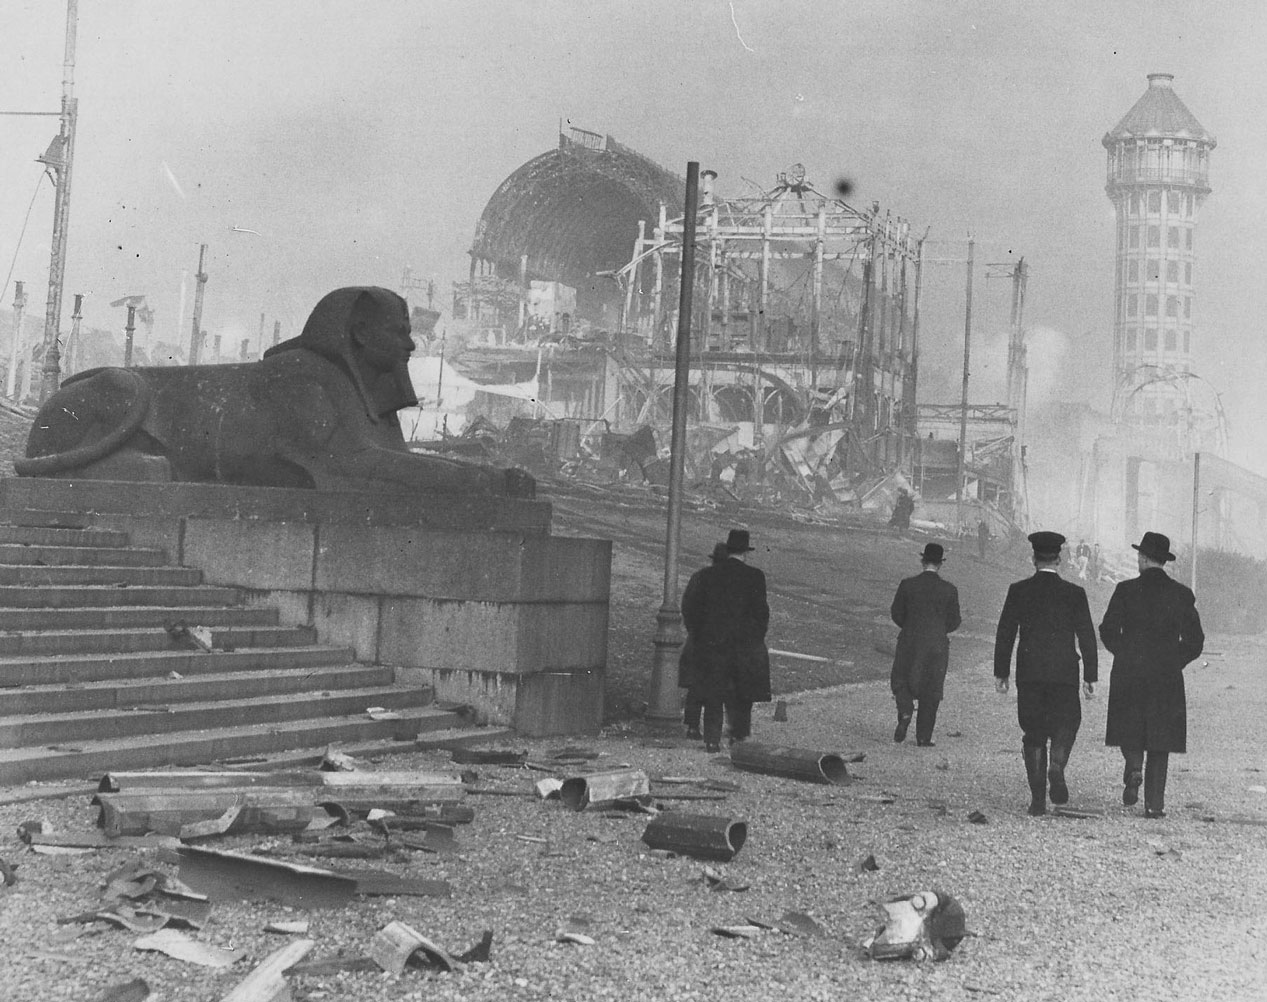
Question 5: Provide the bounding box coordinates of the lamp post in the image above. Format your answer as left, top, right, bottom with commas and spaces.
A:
647, 161, 701, 724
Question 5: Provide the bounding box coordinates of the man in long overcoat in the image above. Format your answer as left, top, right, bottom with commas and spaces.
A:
889, 542, 961, 746
679, 542, 730, 740
1098, 531, 1204, 818
680, 528, 771, 753
994, 531, 1098, 816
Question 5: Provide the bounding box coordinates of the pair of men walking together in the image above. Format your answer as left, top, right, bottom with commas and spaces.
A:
891, 529, 1203, 818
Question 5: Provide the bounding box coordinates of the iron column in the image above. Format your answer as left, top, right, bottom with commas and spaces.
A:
647, 161, 701, 723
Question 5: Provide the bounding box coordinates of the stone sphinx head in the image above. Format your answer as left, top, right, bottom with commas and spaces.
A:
266, 285, 418, 423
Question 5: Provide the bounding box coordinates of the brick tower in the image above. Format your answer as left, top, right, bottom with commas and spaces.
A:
1103, 73, 1215, 443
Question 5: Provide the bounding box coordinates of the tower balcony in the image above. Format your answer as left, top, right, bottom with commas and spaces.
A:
1106, 165, 1210, 194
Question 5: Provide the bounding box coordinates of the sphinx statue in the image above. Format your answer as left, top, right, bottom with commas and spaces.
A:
15, 286, 534, 498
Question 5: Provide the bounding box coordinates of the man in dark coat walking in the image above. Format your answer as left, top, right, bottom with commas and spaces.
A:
680, 528, 771, 753
994, 531, 1098, 815
889, 542, 961, 746
1099, 531, 1204, 818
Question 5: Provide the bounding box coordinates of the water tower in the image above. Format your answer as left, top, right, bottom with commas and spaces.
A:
1103, 73, 1216, 450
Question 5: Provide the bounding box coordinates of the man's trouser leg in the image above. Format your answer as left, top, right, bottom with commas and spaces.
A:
892, 679, 914, 743
1121, 748, 1144, 806
701, 700, 725, 751
1023, 738, 1048, 816
683, 694, 703, 739
915, 699, 940, 746
1047, 726, 1078, 805
1144, 752, 1170, 817
726, 697, 753, 744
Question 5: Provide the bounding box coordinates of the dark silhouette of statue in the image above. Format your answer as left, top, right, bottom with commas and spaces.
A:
16, 287, 533, 497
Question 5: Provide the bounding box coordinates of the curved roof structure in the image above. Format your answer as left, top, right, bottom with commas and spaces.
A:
470, 132, 684, 289
1103, 73, 1215, 148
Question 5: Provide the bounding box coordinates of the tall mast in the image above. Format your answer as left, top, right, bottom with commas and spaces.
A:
38, 0, 79, 402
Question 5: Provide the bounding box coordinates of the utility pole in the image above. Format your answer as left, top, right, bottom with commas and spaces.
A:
38, 0, 79, 403
65, 293, 83, 377
1190, 451, 1200, 599
123, 305, 136, 368
7, 281, 27, 399
188, 244, 208, 365
955, 236, 975, 532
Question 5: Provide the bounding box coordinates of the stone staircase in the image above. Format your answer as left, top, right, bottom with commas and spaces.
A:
0, 513, 488, 786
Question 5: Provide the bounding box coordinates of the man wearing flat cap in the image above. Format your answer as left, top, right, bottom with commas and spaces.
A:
680, 528, 771, 753
994, 530, 1098, 816
1098, 531, 1203, 818
889, 542, 961, 746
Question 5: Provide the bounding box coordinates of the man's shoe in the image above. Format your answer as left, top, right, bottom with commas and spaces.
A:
1144, 807, 1166, 819
705, 743, 721, 754
1123, 771, 1142, 806
916, 739, 936, 747
894, 714, 912, 743
685, 727, 702, 741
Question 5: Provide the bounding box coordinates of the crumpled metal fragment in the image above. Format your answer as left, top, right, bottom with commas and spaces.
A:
862, 890, 966, 961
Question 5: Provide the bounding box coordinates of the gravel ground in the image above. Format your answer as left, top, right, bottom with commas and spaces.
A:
2, 634, 1264, 1002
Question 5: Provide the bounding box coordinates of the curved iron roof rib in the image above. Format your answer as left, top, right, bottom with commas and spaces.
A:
471, 134, 684, 288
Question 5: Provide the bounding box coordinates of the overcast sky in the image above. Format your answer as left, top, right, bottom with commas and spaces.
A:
2, 1, 1265, 470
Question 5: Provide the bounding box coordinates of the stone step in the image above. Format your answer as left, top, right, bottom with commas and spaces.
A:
0, 683, 425, 747
0, 508, 95, 530
0, 564, 203, 586
0, 525, 130, 548
0, 543, 168, 567
0, 624, 315, 657
0, 605, 279, 631
0, 644, 356, 688
0, 662, 397, 715
0, 584, 239, 608
0, 704, 461, 785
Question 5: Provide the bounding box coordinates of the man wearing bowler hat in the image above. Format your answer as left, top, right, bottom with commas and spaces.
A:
1099, 531, 1203, 818
994, 531, 1098, 815
889, 542, 961, 746
680, 528, 771, 753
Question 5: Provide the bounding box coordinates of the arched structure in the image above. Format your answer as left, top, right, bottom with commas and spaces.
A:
467, 129, 683, 324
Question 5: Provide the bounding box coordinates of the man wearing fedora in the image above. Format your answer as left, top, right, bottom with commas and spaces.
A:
680, 528, 771, 753
994, 531, 1098, 816
1098, 531, 1204, 818
889, 542, 961, 746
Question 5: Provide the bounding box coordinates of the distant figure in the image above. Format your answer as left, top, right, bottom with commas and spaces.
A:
679, 541, 731, 741
680, 529, 771, 753
889, 542, 961, 747
977, 518, 990, 560
1090, 542, 1104, 583
994, 531, 1098, 816
1099, 532, 1204, 819
889, 489, 915, 532
1075, 539, 1091, 580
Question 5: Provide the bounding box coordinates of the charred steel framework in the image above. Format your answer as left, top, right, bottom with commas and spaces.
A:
612, 165, 925, 477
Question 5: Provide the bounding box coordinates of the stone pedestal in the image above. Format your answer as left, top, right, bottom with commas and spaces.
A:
0, 478, 611, 736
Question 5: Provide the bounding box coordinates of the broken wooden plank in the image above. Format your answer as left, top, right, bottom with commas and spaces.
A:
220, 938, 314, 1002
24, 831, 180, 850
99, 770, 464, 798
